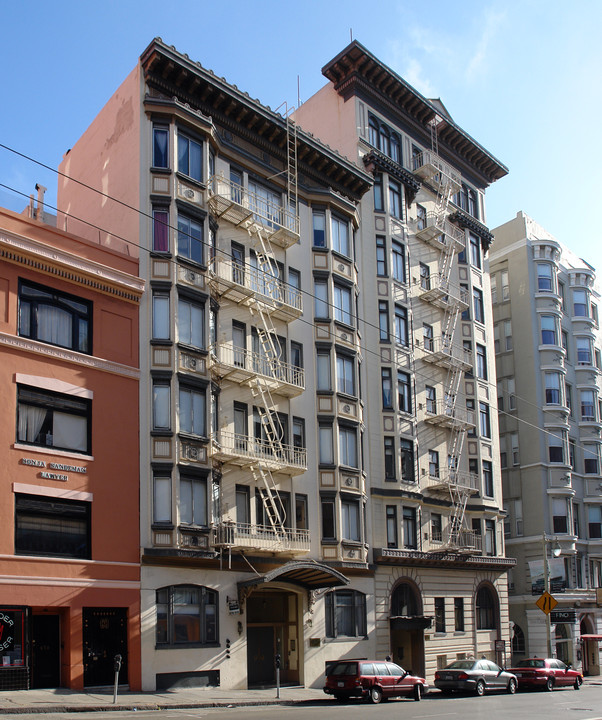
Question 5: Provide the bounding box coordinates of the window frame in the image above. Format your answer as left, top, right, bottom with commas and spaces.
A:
177, 132, 203, 182
156, 584, 218, 647
325, 589, 367, 638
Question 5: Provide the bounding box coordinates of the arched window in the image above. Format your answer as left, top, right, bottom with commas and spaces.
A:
512, 623, 525, 654
379, 124, 390, 157
475, 585, 497, 629
391, 582, 419, 616
325, 589, 367, 637
156, 584, 218, 646
390, 133, 401, 164
369, 116, 379, 148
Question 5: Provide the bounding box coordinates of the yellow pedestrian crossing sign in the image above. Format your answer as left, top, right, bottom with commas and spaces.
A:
536, 591, 557, 615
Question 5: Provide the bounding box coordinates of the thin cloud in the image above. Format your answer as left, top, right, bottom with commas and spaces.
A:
466, 9, 506, 82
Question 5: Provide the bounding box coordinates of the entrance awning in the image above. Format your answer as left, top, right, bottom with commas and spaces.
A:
238, 560, 350, 594
389, 615, 433, 631
580, 634, 602, 640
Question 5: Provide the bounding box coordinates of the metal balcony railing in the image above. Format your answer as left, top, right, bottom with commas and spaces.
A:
208, 174, 299, 247
210, 343, 305, 397
213, 522, 310, 553
424, 399, 475, 429
210, 431, 307, 473
416, 212, 465, 250
412, 150, 462, 194
421, 336, 472, 370
423, 469, 479, 493
431, 527, 482, 551
417, 273, 468, 309
209, 257, 303, 320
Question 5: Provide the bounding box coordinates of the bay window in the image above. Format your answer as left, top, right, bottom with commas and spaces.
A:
339, 425, 358, 468
331, 216, 350, 257
177, 133, 202, 182
179, 386, 206, 436
177, 297, 204, 348
179, 475, 207, 526
177, 214, 203, 264
333, 283, 352, 325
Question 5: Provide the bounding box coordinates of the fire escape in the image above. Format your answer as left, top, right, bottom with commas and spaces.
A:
207, 112, 310, 555
413, 118, 480, 552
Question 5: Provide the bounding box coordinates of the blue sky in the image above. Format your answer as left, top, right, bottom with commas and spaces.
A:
1, 0, 600, 270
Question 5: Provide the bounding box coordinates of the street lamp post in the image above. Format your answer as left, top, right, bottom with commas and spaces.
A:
543, 533, 562, 657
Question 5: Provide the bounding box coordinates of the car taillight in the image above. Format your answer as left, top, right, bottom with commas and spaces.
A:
434, 672, 441, 680
457, 672, 469, 680
354, 677, 362, 686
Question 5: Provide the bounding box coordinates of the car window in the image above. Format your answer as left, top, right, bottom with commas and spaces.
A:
329, 662, 357, 676
360, 663, 374, 675
373, 662, 390, 675
387, 663, 405, 676
553, 660, 566, 669
448, 660, 476, 670
488, 661, 501, 672
516, 659, 545, 668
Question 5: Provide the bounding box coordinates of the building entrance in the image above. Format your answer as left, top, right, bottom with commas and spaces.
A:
31, 615, 60, 688
246, 590, 298, 687
82, 608, 128, 687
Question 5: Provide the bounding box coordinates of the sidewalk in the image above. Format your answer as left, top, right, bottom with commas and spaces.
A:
0, 678, 600, 715
0, 684, 326, 715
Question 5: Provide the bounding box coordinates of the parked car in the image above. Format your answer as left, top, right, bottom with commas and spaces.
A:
434, 659, 517, 696
507, 658, 583, 691
324, 659, 428, 703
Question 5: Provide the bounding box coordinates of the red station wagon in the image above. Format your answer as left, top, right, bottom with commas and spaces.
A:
507, 658, 583, 691
324, 659, 428, 703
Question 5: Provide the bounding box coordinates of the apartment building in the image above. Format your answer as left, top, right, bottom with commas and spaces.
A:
0, 204, 143, 690
296, 41, 514, 678
56, 39, 375, 691
490, 211, 602, 675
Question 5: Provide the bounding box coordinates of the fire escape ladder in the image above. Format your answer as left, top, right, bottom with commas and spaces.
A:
285, 105, 298, 225
252, 465, 286, 537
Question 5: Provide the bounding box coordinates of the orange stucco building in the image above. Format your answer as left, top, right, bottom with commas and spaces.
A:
0, 205, 144, 690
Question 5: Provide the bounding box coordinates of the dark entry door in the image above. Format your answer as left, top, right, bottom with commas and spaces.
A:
31, 615, 60, 688
247, 625, 274, 686
82, 608, 128, 687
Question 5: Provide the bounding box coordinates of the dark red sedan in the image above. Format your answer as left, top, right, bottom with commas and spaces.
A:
507, 658, 582, 691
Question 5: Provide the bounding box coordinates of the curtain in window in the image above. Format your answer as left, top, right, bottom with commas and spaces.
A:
53, 412, 87, 451
173, 587, 200, 642
37, 305, 72, 347
18, 404, 47, 443
335, 592, 353, 636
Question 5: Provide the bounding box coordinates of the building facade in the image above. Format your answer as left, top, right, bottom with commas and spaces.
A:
0, 205, 143, 690
490, 211, 602, 675
296, 42, 514, 679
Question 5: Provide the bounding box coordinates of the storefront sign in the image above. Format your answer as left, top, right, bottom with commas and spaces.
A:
0, 612, 14, 651
551, 610, 577, 623
228, 601, 240, 615
40, 472, 68, 481
20, 457, 87, 482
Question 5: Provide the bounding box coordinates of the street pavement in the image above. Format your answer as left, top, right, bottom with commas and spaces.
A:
0, 677, 601, 715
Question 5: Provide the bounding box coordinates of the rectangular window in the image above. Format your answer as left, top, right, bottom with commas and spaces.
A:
386, 505, 398, 547
373, 173, 384, 211
416, 204, 427, 231
577, 337, 592, 364
511, 433, 519, 465
180, 475, 207, 526
476, 344, 487, 380
545, 372, 561, 404
333, 283, 352, 325
581, 390, 596, 421
392, 241, 406, 283
400, 439, 415, 482
431, 512, 442, 542
376, 235, 387, 276
319, 425, 334, 465
485, 519, 496, 555
313, 211, 326, 247
419, 262, 430, 290
388, 179, 402, 218
537, 263, 553, 292
336, 354, 355, 396
483, 460, 493, 497
179, 387, 206, 436
156, 585, 217, 647
423, 323, 434, 351
584, 445, 599, 474
19, 280, 92, 354
321, 497, 335, 539
325, 590, 366, 638
17, 385, 91, 454
342, 498, 361, 541
332, 216, 350, 257
397, 371, 411, 414
236, 485, 250, 525
473, 288, 484, 324
384, 437, 395, 480
381, 367, 393, 409
403, 506, 417, 548
153, 126, 169, 168
295, 494, 308, 530
314, 278, 329, 318
573, 289, 588, 317
292, 417, 305, 451
588, 506, 602, 539
339, 425, 358, 468
178, 298, 204, 348
466, 399, 476, 436
435, 597, 445, 632
379, 300, 389, 340
454, 598, 464, 631
153, 292, 170, 340
153, 382, 171, 430
479, 402, 491, 438
429, 449, 439, 478
153, 207, 169, 253
177, 133, 202, 181
553, 498, 568, 533
541, 315, 557, 345
426, 385, 436, 414
316, 351, 331, 392
469, 234, 481, 269
177, 214, 203, 264
154, 475, 171, 523
394, 305, 408, 346
15, 493, 91, 559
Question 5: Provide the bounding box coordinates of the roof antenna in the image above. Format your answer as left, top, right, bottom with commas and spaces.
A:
350, 28, 353, 41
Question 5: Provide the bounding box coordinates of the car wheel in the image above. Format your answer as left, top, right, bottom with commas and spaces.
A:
475, 679, 485, 696
413, 684, 422, 701
370, 686, 383, 704
574, 677, 582, 690
544, 678, 553, 692
507, 679, 517, 695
